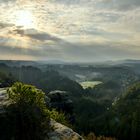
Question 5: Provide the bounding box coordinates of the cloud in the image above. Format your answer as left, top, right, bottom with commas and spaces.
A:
0, 0, 140, 61
11, 28, 62, 42
1, 33, 140, 62
51, 0, 140, 10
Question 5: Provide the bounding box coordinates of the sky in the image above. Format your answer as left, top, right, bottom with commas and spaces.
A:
0, 0, 140, 62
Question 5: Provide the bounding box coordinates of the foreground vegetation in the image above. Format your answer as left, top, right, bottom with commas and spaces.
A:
0, 82, 67, 140
84, 133, 116, 140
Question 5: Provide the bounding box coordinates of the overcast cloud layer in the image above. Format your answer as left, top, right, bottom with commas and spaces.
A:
0, 0, 140, 62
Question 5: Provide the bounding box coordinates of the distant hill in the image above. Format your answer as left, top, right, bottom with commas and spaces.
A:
0, 60, 38, 67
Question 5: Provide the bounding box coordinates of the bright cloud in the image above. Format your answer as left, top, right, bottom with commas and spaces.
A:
0, 0, 140, 62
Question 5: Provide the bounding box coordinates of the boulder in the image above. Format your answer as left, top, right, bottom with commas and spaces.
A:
47, 120, 84, 140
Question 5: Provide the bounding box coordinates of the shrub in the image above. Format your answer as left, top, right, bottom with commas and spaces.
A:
6, 82, 50, 140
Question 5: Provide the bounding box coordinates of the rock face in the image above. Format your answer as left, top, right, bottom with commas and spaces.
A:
0, 88, 8, 113
47, 120, 84, 140
47, 90, 73, 114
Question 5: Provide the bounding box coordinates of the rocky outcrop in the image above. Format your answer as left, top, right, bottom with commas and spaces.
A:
47, 120, 84, 140
0, 88, 84, 140
47, 90, 73, 114
0, 88, 8, 113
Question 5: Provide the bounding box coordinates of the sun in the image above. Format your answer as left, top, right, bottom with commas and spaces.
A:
15, 10, 36, 29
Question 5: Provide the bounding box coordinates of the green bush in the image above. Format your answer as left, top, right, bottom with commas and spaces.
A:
5, 82, 50, 140
49, 109, 70, 127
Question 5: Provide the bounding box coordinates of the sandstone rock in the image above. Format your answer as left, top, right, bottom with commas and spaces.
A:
47, 120, 84, 140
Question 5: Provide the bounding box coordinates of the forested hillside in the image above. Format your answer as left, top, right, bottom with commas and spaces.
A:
0, 61, 140, 140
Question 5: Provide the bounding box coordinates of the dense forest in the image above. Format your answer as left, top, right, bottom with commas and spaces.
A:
0, 60, 140, 140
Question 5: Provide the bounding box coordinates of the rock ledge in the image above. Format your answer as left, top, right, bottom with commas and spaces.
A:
47, 120, 84, 140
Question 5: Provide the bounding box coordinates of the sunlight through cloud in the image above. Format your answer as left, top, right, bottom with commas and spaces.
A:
15, 10, 36, 29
